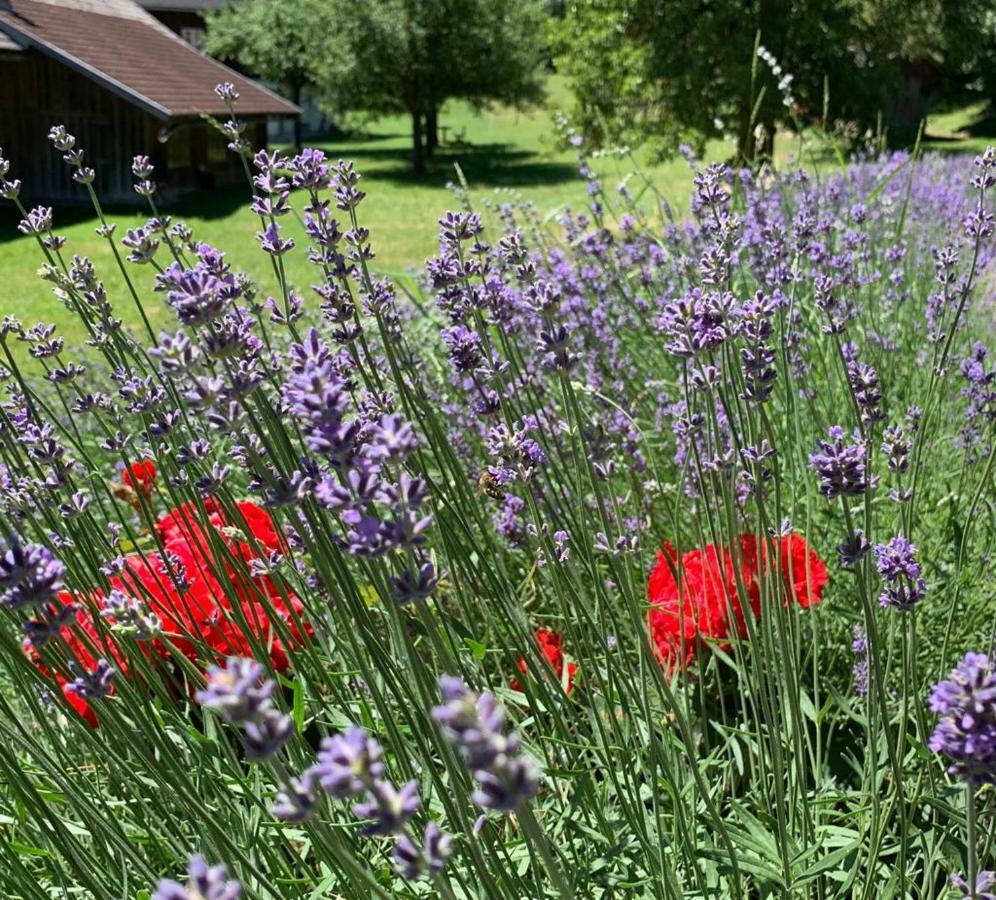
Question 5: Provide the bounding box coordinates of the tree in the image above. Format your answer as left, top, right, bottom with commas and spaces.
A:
553, 0, 995, 163
316, 0, 548, 173
204, 0, 329, 149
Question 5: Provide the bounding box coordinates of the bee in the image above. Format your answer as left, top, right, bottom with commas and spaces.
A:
477, 470, 504, 500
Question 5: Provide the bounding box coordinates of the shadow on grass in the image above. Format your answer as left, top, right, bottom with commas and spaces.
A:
0, 187, 253, 243
0, 137, 580, 243
312, 135, 579, 189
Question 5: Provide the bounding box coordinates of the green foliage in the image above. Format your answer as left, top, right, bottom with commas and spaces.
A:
553, 0, 996, 159
314, 0, 549, 170
205, 0, 548, 170
0, 106, 995, 898
203, 0, 326, 101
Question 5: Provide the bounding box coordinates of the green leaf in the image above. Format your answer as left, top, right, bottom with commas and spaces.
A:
465, 637, 487, 661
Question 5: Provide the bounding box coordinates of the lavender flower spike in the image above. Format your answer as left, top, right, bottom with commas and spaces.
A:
393, 821, 454, 880
352, 778, 421, 835
0, 540, 65, 610
65, 659, 116, 700
928, 652, 996, 784
951, 871, 996, 899
433, 676, 540, 812
809, 426, 876, 498
874, 536, 926, 611
196, 657, 273, 724
153, 854, 241, 900
851, 625, 869, 697
312, 726, 385, 798
196, 658, 292, 761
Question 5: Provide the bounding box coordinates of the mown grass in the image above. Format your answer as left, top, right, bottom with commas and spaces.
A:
2, 77, 993, 344
0, 78, 732, 343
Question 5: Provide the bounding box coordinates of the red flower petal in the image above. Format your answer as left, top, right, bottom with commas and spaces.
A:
514, 628, 577, 694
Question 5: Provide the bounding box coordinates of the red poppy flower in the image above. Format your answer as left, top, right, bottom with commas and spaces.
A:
647, 540, 751, 672
28, 500, 310, 726
647, 533, 827, 672
122, 460, 157, 498
513, 628, 578, 694
740, 533, 829, 610
23, 592, 124, 729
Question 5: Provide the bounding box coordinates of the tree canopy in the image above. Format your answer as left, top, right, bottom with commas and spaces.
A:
204, 0, 548, 171
204, 0, 325, 146
314, 0, 548, 172
552, 0, 996, 162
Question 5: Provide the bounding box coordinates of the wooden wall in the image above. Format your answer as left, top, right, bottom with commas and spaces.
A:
0, 50, 269, 205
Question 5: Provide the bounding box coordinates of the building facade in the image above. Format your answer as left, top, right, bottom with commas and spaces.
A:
0, 0, 298, 204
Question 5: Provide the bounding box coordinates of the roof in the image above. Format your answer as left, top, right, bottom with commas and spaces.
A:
136, 0, 225, 10
0, 0, 299, 119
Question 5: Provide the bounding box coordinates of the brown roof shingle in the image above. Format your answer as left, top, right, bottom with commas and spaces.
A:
0, 0, 298, 119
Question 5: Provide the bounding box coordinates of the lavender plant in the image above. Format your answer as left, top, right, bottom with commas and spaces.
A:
0, 94, 992, 898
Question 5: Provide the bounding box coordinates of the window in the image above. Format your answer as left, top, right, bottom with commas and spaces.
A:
180, 27, 205, 49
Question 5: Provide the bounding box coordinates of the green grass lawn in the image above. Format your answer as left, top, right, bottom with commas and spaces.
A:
0, 77, 735, 343
2, 77, 994, 344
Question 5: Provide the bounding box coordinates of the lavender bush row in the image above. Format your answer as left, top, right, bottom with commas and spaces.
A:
0, 86, 992, 897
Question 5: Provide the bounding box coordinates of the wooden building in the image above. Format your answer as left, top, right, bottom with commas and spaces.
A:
135, 0, 225, 50
0, 0, 298, 204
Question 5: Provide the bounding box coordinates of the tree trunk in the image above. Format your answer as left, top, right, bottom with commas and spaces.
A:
292, 83, 303, 151
754, 0, 782, 162
425, 106, 439, 155
736, 95, 753, 165
411, 110, 426, 175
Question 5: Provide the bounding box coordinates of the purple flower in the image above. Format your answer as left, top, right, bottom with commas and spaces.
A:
393, 821, 453, 880
882, 424, 911, 473
433, 676, 539, 812
155, 258, 239, 326
214, 82, 240, 104
122, 227, 159, 265
537, 324, 578, 371
132, 155, 154, 179
951, 871, 996, 899
153, 854, 241, 900
65, 659, 116, 700
197, 658, 272, 722
312, 727, 385, 798
657, 288, 735, 357
100, 589, 162, 639
390, 561, 440, 605
291, 147, 330, 191
17, 206, 53, 236
243, 711, 294, 762
289, 724, 424, 835
271, 769, 320, 823
0, 148, 20, 199
352, 778, 420, 835
851, 625, 868, 697
21, 601, 77, 649
928, 652, 996, 783
441, 325, 484, 374
874, 536, 926, 611
738, 290, 778, 403
0, 540, 65, 610
196, 658, 292, 760
809, 426, 877, 498
438, 210, 483, 244
258, 222, 294, 256
843, 343, 883, 427
957, 341, 994, 465
47, 125, 75, 153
